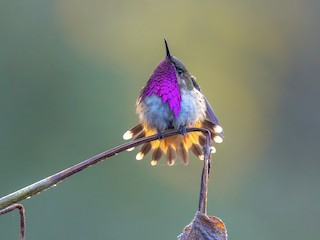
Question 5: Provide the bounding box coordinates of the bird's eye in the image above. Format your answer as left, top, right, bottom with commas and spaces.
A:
177, 69, 183, 75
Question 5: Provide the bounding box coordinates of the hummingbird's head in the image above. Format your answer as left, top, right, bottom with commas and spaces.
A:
139, 39, 194, 117
164, 39, 193, 90
164, 39, 187, 74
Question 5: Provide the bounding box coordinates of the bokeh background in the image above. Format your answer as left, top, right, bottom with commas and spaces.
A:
1, 0, 319, 239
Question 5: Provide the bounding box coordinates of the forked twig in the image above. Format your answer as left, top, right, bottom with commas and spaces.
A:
178, 129, 228, 240
0, 128, 213, 239
0, 128, 211, 210
0, 203, 25, 240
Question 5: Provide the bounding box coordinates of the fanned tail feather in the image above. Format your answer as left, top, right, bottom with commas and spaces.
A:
123, 119, 223, 165
166, 146, 176, 166
198, 135, 206, 146
151, 147, 163, 166
201, 120, 224, 141
191, 144, 204, 160
134, 131, 145, 140
136, 143, 151, 160
123, 124, 143, 140
178, 143, 189, 164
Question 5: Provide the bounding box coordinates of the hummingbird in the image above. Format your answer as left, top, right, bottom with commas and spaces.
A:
123, 39, 223, 166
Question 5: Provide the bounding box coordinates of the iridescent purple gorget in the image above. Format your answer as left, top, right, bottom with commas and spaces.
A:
139, 59, 181, 118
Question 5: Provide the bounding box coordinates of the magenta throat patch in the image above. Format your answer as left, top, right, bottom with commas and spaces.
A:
140, 59, 181, 118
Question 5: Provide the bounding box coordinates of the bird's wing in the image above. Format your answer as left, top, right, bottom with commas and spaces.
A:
204, 96, 220, 126
191, 76, 224, 137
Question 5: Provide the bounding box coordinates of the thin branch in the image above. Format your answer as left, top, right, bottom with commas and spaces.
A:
0, 128, 210, 210
0, 203, 25, 240
198, 129, 211, 214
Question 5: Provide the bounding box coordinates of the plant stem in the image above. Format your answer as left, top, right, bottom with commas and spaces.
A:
0, 203, 25, 240
198, 129, 211, 214
0, 128, 210, 210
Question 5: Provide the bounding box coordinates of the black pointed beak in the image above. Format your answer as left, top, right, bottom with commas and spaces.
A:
164, 38, 172, 60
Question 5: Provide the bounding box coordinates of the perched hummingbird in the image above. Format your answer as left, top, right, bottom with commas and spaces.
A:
123, 39, 223, 166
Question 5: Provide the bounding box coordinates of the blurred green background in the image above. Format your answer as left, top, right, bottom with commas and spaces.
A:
1, 0, 319, 239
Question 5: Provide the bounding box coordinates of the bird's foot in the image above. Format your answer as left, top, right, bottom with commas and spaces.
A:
179, 126, 187, 135
157, 130, 164, 139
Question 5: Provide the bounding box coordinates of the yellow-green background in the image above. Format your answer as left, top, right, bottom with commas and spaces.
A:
1, 0, 319, 239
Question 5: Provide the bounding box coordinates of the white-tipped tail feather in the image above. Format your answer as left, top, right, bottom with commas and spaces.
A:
123, 124, 143, 140
213, 125, 223, 134
213, 135, 223, 143
127, 147, 135, 152
151, 160, 158, 166
123, 131, 133, 140
210, 146, 216, 154
136, 152, 144, 160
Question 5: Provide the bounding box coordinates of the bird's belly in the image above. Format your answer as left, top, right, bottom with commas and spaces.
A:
137, 89, 206, 131
174, 88, 206, 128
137, 94, 174, 130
